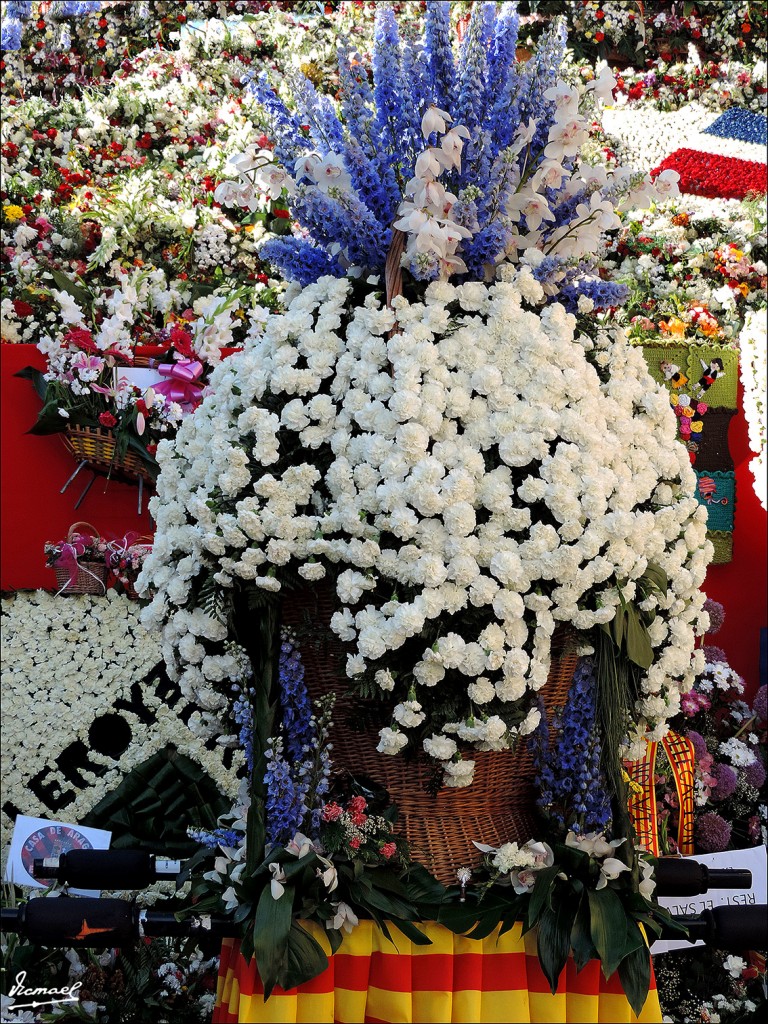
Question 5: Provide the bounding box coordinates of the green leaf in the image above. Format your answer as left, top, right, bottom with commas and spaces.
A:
625, 604, 654, 669
642, 562, 668, 595
15, 365, 48, 401
617, 941, 652, 1017
587, 887, 629, 979
279, 921, 329, 992
390, 919, 432, 946
527, 864, 560, 929
252, 885, 293, 998
537, 898, 578, 994
47, 267, 93, 308
570, 896, 596, 973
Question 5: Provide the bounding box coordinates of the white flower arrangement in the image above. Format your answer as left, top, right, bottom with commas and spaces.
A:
739, 307, 767, 509
1, 591, 240, 849
141, 269, 710, 786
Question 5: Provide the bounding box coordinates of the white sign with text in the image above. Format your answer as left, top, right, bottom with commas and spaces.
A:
5, 815, 111, 898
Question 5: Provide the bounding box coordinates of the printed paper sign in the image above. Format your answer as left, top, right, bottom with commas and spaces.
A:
653, 845, 767, 955
114, 366, 164, 395
5, 815, 111, 898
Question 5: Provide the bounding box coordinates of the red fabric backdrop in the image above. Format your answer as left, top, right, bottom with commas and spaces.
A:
2, 344, 765, 694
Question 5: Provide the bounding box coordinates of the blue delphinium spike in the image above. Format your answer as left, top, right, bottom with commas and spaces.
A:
488, 1, 520, 100
292, 186, 391, 272
292, 74, 345, 154
249, 72, 308, 167
519, 18, 568, 161
424, 0, 455, 112
259, 237, 345, 288
372, 4, 411, 180
344, 136, 400, 228
0, 17, 23, 50
455, 2, 492, 136
337, 41, 376, 150
6, 1, 33, 19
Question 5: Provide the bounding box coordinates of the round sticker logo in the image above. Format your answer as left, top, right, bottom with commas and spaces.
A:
21, 826, 94, 885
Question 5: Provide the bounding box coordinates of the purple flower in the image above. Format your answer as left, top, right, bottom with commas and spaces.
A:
686, 729, 709, 761
703, 598, 725, 635
703, 644, 728, 665
695, 811, 732, 852
742, 758, 766, 791
709, 762, 738, 801
753, 685, 767, 724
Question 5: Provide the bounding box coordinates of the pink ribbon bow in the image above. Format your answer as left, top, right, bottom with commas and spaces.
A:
55, 536, 105, 595
152, 358, 204, 413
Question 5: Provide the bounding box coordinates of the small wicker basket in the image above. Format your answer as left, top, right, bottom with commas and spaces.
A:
51, 522, 108, 596
62, 425, 154, 484
283, 584, 578, 884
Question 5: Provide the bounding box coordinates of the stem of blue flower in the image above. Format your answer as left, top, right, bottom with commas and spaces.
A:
236, 590, 280, 875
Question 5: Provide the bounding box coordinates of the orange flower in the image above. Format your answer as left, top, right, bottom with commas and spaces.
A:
660, 317, 686, 338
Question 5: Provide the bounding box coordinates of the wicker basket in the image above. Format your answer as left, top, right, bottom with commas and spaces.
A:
51, 522, 108, 596
62, 425, 154, 484
283, 585, 578, 884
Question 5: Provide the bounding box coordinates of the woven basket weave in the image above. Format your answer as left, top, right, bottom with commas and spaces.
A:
51, 522, 108, 596
283, 585, 578, 883
62, 425, 154, 483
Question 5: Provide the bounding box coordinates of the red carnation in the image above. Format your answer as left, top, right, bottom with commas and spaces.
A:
99, 412, 118, 428
13, 300, 34, 317
381, 842, 397, 860
64, 327, 97, 353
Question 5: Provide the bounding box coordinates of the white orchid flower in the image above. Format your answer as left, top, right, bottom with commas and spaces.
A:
532, 159, 568, 191
213, 179, 244, 206
414, 148, 443, 180
253, 163, 296, 200
543, 82, 579, 113
221, 886, 240, 911
326, 901, 359, 934
596, 857, 631, 889
316, 855, 338, 892
311, 153, 352, 193
654, 168, 681, 199
421, 105, 452, 138
293, 151, 322, 180
565, 831, 626, 858
286, 833, 315, 858
269, 863, 287, 900
638, 860, 656, 899
438, 125, 471, 170
589, 65, 617, 105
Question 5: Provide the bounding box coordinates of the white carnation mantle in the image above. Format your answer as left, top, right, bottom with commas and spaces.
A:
141, 271, 711, 786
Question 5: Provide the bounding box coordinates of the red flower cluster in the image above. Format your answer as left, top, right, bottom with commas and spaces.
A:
653, 149, 767, 201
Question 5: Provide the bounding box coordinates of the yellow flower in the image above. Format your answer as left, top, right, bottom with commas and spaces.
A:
2, 204, 25, 223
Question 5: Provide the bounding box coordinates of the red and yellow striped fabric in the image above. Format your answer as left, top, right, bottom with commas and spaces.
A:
213, 921, 662, 1023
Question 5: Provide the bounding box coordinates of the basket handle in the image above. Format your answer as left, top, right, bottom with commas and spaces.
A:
385, 228, 406, 312
67, 521, 101, 543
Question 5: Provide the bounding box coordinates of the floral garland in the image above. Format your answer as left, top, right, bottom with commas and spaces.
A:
0, 591, 240, 844
739, 307, 768, 509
